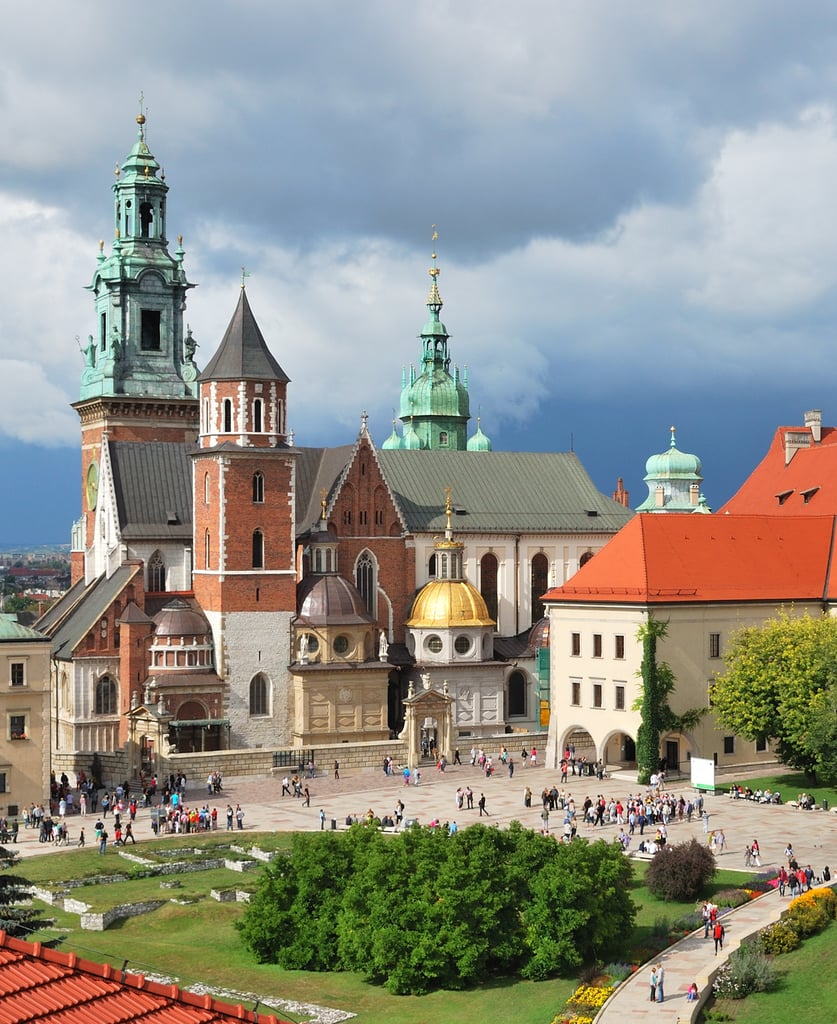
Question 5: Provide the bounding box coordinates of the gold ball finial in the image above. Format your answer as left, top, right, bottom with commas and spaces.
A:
136, 113, 146, 126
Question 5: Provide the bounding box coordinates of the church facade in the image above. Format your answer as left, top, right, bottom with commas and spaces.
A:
37, 114, 634, 781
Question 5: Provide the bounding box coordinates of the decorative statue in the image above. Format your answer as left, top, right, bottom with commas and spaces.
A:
379, 630, 388, 660
82, 335, 96, 368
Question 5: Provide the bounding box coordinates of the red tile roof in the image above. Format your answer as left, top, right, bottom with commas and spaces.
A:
0, 932, 289, 1024
542, 514, 837, 605
721, 424, 837, 515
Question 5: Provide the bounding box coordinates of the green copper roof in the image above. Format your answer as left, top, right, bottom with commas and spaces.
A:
80, 111, 198, 403
636, 426, 705, 513
0, 615, 48, 643
466, 418, 493, 451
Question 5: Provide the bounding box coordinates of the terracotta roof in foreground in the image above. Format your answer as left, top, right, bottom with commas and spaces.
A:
0, 931, 288, 1024
542, 514, 837, 605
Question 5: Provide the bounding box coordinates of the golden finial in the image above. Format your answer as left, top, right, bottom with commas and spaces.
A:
444, 486, 453, 532
137, 91, 146, 127
99, 240, 104, 252
429, 224, 440, 279
320, 487, 328, 520
114, 163, 120, 178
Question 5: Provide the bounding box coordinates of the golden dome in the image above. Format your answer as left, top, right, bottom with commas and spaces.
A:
406, 580, 494, 628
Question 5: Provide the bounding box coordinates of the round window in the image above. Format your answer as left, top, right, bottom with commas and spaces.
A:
333, 635, 350, 655
425, 635, 443, 654
454, 635, 471, 655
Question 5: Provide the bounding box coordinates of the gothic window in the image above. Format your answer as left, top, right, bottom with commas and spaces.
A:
249, 673, 269, 716
204, 472, 210, 505
148, 551, 166, 592
95, 675, 117, 715
252, 530, 264, 569
253, 472, 265, 503
253, 399, 263, 433
140, 310, 161, 351
508, 671, 526, 717
356, 550, 376, 616
480, 553, 498, 623
202, 398, 210, 434
531, 553, 549, 624
223, 399, 233, 433
204, 529, 211, 569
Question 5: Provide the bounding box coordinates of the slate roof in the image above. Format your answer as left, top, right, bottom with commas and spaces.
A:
542, 514, 837, 605
0, 931, 288, 1024
376, 450, 634, 534
721, 423, 837, 515
293, 445, 354, 531
199, 288, 290, 383
38, 564, 143, 660
110, 441, 193, 539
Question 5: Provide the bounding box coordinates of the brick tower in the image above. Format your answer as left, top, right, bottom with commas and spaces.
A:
191, 286, 297, 746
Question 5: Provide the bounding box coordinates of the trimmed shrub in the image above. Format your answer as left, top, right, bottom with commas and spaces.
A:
645, 838, 717, 901
712, 940, 777, 999
760, 920, 801, 954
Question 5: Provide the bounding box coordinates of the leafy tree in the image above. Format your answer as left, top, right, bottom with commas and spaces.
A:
0, 845, 54, 939
711, 611, 837, 778
645, 837, 717, 901
634, 616, 707, 784
521, 838, 635, 979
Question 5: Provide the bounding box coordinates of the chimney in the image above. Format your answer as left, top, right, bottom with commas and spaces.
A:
804, 409, 822, 443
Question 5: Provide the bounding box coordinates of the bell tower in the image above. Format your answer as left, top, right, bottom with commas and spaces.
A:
191, 285, 297, 746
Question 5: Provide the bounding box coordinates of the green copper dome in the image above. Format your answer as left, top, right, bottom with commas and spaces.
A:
636, 427, 705, 513
467, 418, 493, 451
381, 421, 402, 450
392, 236, 471, 450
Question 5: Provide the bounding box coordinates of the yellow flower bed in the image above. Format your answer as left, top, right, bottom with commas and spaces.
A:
569, 984, 615, 1009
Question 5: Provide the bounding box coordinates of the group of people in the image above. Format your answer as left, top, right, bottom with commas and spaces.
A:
728, 784, 782, 804
280, 775, 311, 803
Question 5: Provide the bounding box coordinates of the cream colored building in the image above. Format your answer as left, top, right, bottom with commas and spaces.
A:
0, 616, 51, 817
543, 514, 837, 775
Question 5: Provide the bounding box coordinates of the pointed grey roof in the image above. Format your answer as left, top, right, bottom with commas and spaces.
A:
199, 289, 290, 383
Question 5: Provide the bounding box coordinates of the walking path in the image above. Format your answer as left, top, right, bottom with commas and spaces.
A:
11, 761, 837, 1023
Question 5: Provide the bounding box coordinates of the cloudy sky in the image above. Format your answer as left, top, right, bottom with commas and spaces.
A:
3, 2, 837, 544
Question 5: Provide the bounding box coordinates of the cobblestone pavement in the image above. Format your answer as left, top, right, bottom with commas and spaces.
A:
11, 761, 837, 1023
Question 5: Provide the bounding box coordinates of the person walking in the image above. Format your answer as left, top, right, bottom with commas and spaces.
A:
319, 808, 326, 830
752, 838, 761, 866
478, 792, 487, 816
713, 920, 725, 954
508, 757, 515, 779
333, 760, 340, 780
98, 828, 108, 855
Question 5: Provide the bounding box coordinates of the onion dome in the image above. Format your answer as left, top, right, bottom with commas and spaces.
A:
528, 616, 550, 649
402, 418, 422, 449
467, 417, 493, 451
152, 597, 211, 638
297, 575, 375, 626
381, 420, 402, 450
636, 426, 705, 513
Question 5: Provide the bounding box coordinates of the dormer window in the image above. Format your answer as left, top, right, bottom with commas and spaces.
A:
776, 489, 793, 506
801, 487, 820, 504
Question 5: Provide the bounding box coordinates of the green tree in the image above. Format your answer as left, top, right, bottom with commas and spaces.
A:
0, 845, 54, 939
711, 611, 837, 778
634, 615, 706, 785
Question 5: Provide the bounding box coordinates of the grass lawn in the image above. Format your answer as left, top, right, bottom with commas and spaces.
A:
703, 923, 837, 1023
17, 834, 763, 1024
723, 771, 837, 808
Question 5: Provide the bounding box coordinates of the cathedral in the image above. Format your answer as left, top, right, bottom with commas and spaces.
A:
36, 113, 634, 781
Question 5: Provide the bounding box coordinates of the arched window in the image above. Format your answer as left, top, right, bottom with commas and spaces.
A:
531, 553, 549, 624
223, 398, 233, 433
95, 675, 117, 715
580, 550, 594, 568
508, 671, 526, 717
480, 553, 498, 623
252, 529, 264, 569
252, 472, 265, 503
148, 550, 166, 592
249, 673, 268, 716
429, 553, 437, 578
205, 529, 211, 569
253, 399, 263, 433
204, 471, 210, 505
356, 550, 376, 617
